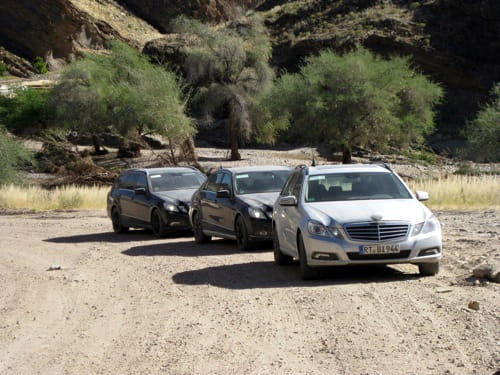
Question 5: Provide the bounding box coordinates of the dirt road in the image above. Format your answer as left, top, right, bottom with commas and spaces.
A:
0, 210, 498, 374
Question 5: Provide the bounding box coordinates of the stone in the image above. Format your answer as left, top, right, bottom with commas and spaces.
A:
467, 301, 480, 311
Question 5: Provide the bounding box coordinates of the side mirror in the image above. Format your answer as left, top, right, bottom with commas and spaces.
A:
216, 190, 231, 198
134, 187, 147, 195
279, 195, 297, 206
415, 190, 429, 201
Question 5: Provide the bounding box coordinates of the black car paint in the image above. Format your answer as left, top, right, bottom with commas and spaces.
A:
107, 168, 204, 234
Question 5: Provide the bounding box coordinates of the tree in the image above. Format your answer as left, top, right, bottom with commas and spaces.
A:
172, 14, 274, 160
49, 41, 195, 155
0, 126, 33, 185
465, 83, 500, 162
257, 48, 443, 163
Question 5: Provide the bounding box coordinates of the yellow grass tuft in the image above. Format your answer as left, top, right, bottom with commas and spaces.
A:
409, 175, 500, 210
0, 185, 109, 211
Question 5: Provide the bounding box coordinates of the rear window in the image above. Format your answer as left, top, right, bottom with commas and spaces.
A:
150, 172, 206, 192
305, 172, 412, 202
234, 170, 291, 195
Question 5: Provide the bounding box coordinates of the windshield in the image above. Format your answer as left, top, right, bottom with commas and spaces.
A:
235, 170, 291, 195
149, 172, 206, 192
305, 172, 412, 202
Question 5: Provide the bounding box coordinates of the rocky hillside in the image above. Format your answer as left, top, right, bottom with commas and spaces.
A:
0, 0, 498, 143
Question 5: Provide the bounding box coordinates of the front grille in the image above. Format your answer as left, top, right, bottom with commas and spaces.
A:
344, 222, 409, 242
348, 250, 411, 260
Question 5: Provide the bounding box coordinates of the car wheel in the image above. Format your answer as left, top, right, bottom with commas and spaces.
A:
236, 216, 253, 251
418, 262, 440, 276
111, 207, 129, 234
151, 210, 168, 238
274, 229, 293, 265
298, 233, 319, 280
193, 211, 211, 243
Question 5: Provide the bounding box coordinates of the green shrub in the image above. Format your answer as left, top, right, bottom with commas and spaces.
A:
33, 56, 48, 74
0, 126, 33, 185
465, 83, 500, 162
0, 61, 7, 76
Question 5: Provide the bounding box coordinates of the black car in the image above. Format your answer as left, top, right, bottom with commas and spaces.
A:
189, 166, 292, 250
107, 167, 206, 237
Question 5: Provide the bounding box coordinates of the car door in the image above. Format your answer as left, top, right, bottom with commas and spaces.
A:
215, 172, 237, 235
119, 172, 138, 220
276, 172, 304, 256
199, 172, 221, 232
130, 172, 151, 223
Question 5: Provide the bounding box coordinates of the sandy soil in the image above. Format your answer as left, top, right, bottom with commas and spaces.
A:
0, 209, 498, 375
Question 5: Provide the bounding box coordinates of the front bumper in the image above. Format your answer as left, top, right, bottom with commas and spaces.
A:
302, 231, 442, 267
162, 210, 192, 231
247, 218, 273, 241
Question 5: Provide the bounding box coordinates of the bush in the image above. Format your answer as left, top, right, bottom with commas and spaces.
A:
0, 127, 33, 185
257, 48, 443, 163
0, 61, 7, 76
0, 87, 49, 135
33, 56, 48, 74
465, 83, 500, 162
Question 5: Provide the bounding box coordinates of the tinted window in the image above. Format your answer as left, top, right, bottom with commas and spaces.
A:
136, 173, 148, 189
219, 173, 232, 191
150, 171, 206, 192
291, 173, 304, 199
234, 170, 291, 194
305, 172, 412, 202
120, 172, 138, 190
205, 173, 219, 192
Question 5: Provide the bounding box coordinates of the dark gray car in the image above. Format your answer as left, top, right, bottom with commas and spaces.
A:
189, 166, 292, 250
107, 167, 206, 237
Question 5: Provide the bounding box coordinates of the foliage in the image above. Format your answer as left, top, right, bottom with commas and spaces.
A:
464, 83, 500, 162
172, 15, 274, 160
0, 126, 33, 185
0, 87, 49, 135
0, 61, 6, 76
257, 48, 443, 162
48, 41, 194, 153
33, 56, 48, 74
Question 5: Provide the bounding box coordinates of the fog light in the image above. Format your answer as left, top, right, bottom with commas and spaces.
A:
312, 252, 338, 260
418, 248, 440, 257
257, 230, 268, 236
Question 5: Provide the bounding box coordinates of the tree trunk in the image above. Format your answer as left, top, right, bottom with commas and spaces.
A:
229, 118, 241, 161
180, 137, 201, 168
342, 144, 352, 164
91, 134, 102, 155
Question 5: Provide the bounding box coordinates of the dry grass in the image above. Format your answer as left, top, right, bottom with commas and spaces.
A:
0, 175, 498, 211
0, 185, 109, 211
409, 175, 500, 210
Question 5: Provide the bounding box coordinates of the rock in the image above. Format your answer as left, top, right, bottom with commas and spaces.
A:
47, 265, 61, 271
467, 301, 480, 311
472, 264, 494, 279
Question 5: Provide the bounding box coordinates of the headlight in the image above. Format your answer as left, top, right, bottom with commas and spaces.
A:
307, 220, 343, 239
248, 207, 267, 219
164, 202, 179, 212
412, 215, 440, 236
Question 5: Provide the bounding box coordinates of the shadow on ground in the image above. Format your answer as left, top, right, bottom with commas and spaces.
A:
122, 239, 272, 257
172, 261, 420, 289
44, 230, 192, 244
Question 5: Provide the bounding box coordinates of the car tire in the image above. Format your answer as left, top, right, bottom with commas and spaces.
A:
236, 216, 253, 251
151, 209, 168, 238
418, 262, 440, 276
298, 233, 319, 280
111, 207, 129, 234
274, 229, 293, 265
193, 211, 211, 243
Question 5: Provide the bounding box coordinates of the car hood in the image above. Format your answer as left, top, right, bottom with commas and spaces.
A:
238, 192, 280, 208
306, 199, 431, 225
154, 189, 198, 205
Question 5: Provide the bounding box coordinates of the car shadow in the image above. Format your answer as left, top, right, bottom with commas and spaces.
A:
44, 230, 193, 244
122, 239, 272, 257
172, 261, 420, 289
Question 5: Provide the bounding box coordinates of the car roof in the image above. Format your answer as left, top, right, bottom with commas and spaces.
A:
307, 164, 392, 175
221, 165, 292, 174
127, 167, 201, 175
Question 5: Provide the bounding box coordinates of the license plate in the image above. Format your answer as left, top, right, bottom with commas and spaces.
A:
361, 244, 400, 255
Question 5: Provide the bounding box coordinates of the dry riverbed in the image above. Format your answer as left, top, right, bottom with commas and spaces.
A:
0, 210, 499, 374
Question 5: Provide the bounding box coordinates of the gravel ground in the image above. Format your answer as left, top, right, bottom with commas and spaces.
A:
0, 209, 499, 375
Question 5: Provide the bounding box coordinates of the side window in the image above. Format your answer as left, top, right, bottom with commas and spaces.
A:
122, 173, 138, 190
117, 174, 128, 189
219, 173, 232, 191
282, 172, 298, 197
205, 173, 219, 192
136, 172, 148, 190
291, 173, 304, 199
